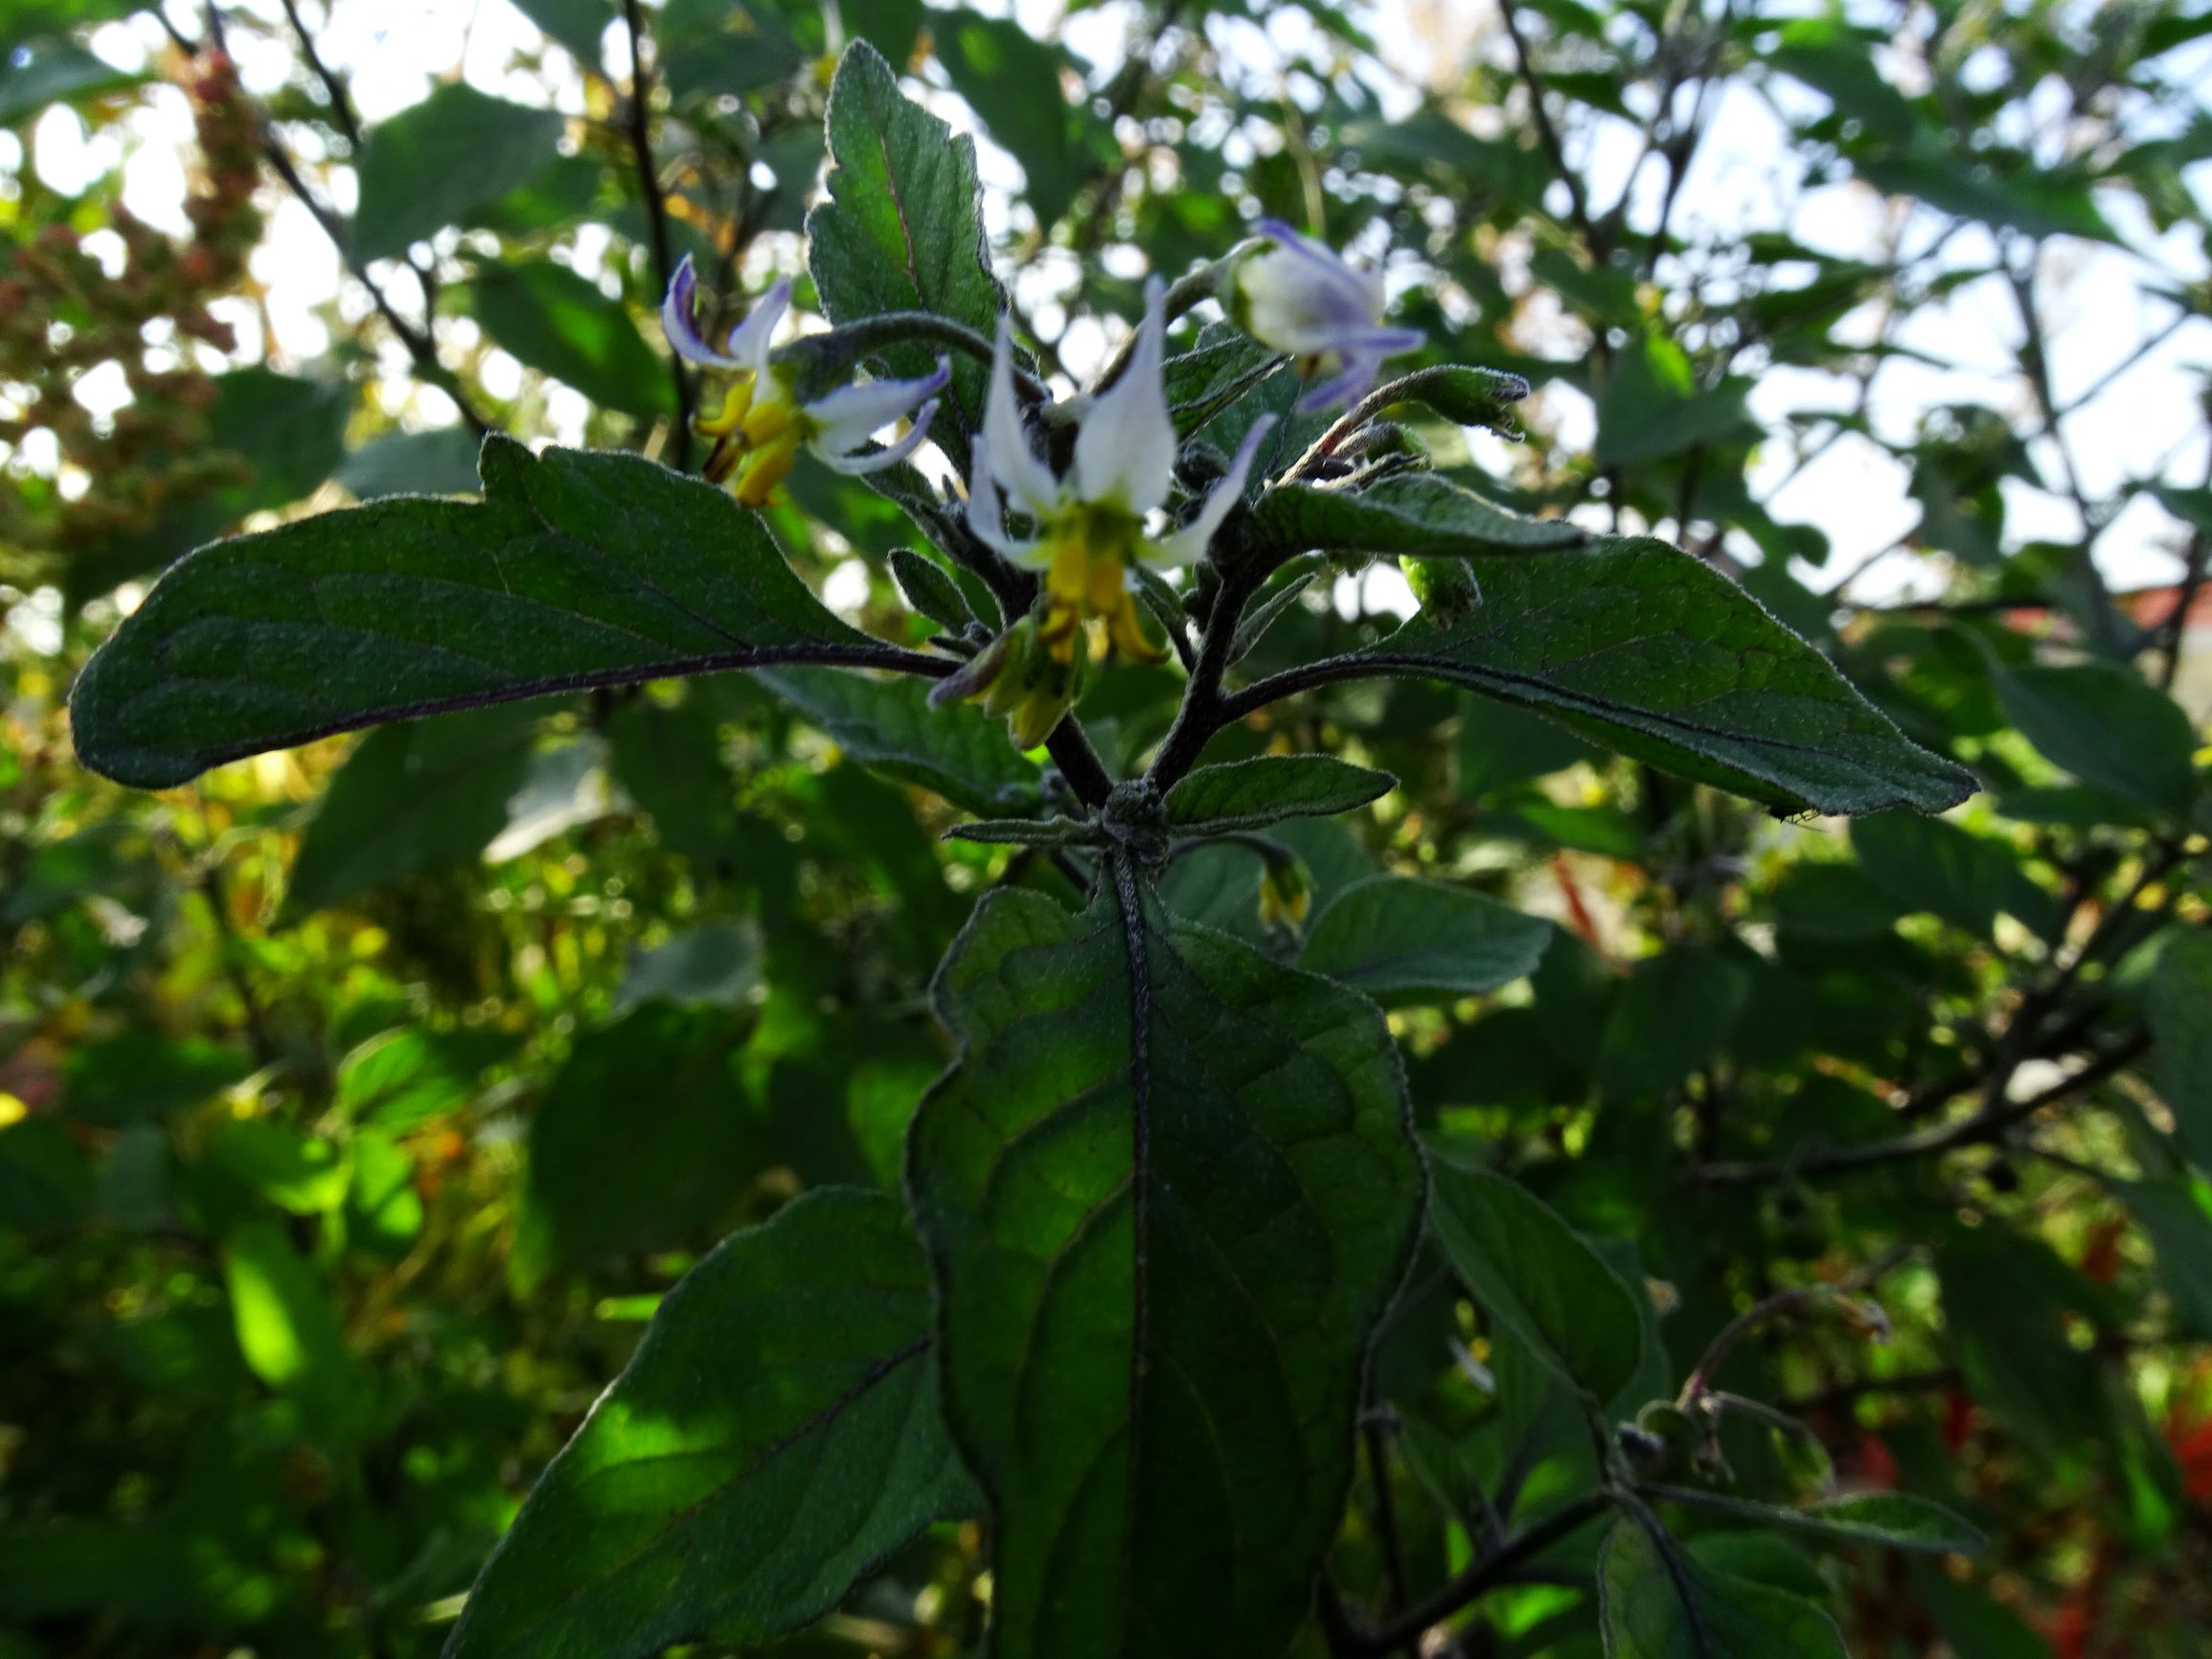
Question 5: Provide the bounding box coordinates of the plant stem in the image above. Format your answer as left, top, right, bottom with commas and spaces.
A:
620, 0, 694, 468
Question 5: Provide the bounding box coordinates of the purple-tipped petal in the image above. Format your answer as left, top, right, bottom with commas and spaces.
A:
818, 398, 941, 474
662, 254, 742, 368
805, 356, 951, 452
1154, 414, 1275, 565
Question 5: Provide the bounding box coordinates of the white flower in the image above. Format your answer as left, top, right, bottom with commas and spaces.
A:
966, 275, 1274, 666
1231, 219, 1425, 411
662, 254, 948, 505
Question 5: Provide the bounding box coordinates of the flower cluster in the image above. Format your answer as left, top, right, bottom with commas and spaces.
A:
661, 223, 1422, 747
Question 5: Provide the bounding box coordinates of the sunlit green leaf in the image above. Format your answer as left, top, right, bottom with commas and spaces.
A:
908, 876, 1423, 1659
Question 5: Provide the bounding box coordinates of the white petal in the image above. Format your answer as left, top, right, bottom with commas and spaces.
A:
816, 399, 942, 474
967, 435, 1046, 564
981, 314, 1060, 518
806, 357, 951, 449
1074, 275, 1175, 516
722, 278, 793, 379
1254, 218, 1380, 317
1153, 414, 1274, 564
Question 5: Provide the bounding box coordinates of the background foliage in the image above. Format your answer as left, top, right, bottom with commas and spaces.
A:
4, 0, 2212, 1655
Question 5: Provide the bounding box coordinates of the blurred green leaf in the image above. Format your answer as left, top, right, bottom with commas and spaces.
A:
353, 82, 564, 262
612, 919, 763, 1012
1990, 659, 2199, 818
0, 37, 147, 125
283, 707, 539, 919
935, 10, 1077, 225
2121, 1177, 2212, 1340
1851, 810, 2014, 938
514, 1003, 764, 1279
221, 1218, 368, 1437
61, 1033, 252, 1126
333, 427, 484, 499
2152, 931, 2212, 1172
506, 0, 612, 64
470, 258, 672, 418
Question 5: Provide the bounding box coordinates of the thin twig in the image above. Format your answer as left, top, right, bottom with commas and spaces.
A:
619, 0, 693, 466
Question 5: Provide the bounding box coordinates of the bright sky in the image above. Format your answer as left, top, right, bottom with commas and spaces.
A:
13, 0, 2210, 625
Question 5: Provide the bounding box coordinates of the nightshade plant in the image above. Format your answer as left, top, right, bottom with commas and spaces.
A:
69, 38, 2027, 1659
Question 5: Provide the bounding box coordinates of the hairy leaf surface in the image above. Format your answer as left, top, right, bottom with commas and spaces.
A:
1162, 755, 1396, 834
71, 438, 917, 788
1315, 537, 1973, 815
807, 41, 1005, 452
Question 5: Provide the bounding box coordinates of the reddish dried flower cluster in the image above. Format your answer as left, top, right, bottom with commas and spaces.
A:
0, 51, 264, 567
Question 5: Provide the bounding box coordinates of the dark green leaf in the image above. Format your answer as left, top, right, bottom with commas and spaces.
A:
469, 258, 671, 417
2151, 931, 2212, 1172
806, 41, 1004, 453
1599, 1518, 1847, 1658
756, 666, 1040, 815
282, 707, 538, 919
1594, 341, 1760, 469
353, 82, 564, 261
1457, 694, 1599, 796
907, 876, 1423, 1659
513, 1004, 762, 1280
334, 428, 485, 499
446, 1189, 972, 1659
0, 1118, 95, 1235
612, 920, 764, 1012
1162, 754, 1396, 833
1938, 1230, 2108, 1460
1425, 1148, 1645, 1402
1299, 876, 1552, 1004
505, 0, 612, 64
1990, 659, 2200, 818
2120, 1177, 2212, 1340
1851, 810, 2014, 938
888, 546, 977, 632
60, 1033, 253, 1126
1250, 474, 1585, 561
1598, 948, 1750, 1102
71, 438, 902, 789
1652, 1489, 1983, 1555
1319, 537, 1975, 815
